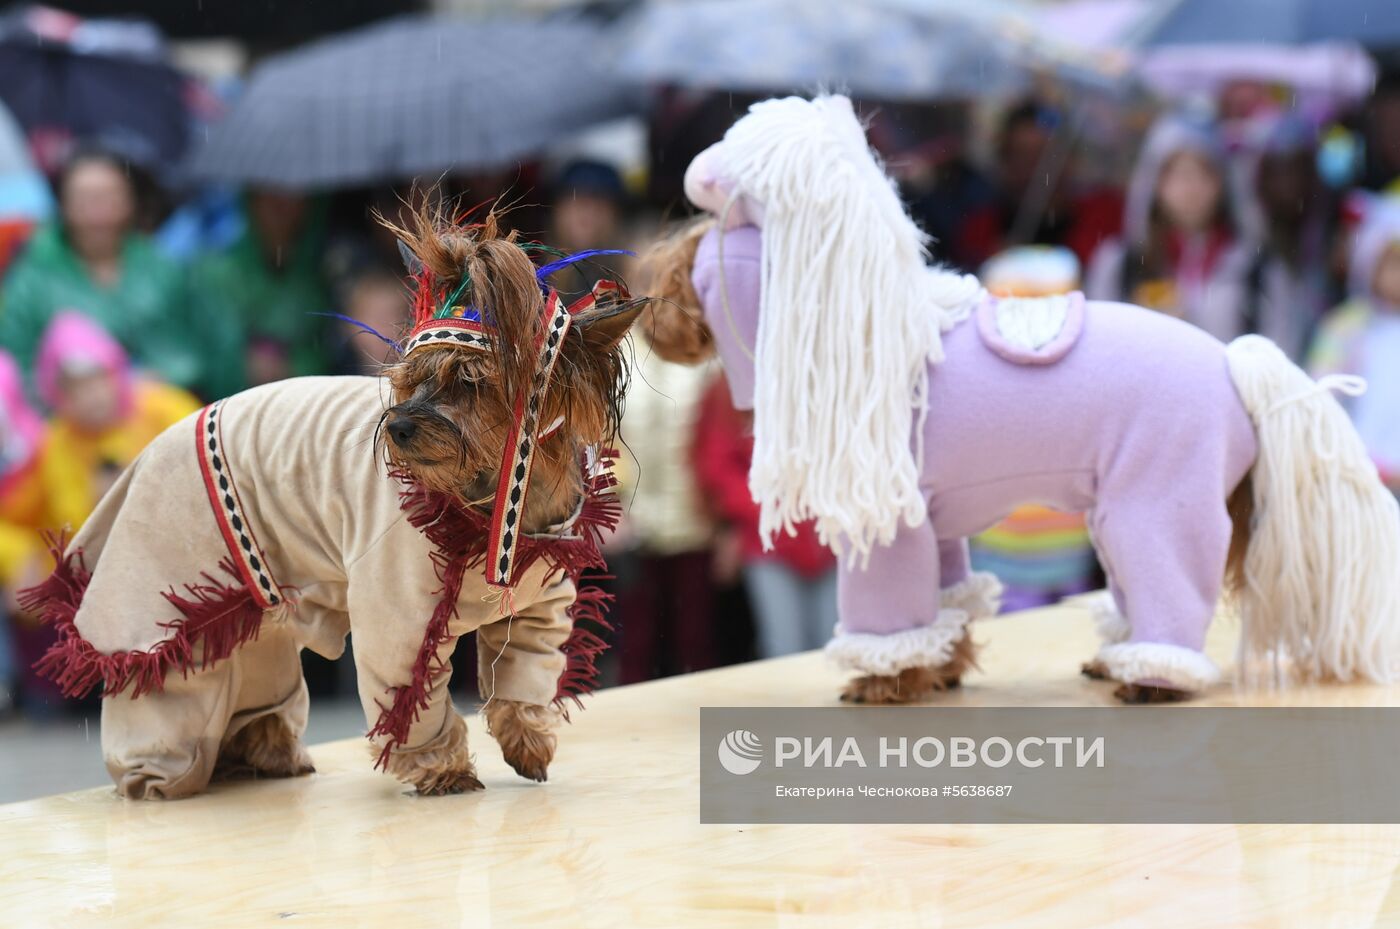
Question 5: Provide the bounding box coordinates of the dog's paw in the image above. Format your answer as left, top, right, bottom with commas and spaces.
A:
378, 711, 484, 796
1080, 659, 1111, 681
484, 699, 559, 783
839, 636, 977, 704
840, 665, 959, 704
840, 674, 906, 704
250, 734, 316, 778
414, 767, 486, 796
1113, 682, 1191, 704
506, 753, 550, 783
219, 714, 316, 780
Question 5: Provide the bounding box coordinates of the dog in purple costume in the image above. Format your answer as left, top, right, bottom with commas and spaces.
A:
642, 95, 1400, 704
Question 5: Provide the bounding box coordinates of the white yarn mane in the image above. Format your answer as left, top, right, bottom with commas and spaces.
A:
719, 95, 982, 561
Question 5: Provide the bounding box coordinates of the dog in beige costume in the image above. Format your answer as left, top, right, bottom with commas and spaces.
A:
25, 209, 640, 798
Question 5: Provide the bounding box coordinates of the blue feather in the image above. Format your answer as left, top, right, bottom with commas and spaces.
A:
533, 248, 633, 281
311, 312, 402, 352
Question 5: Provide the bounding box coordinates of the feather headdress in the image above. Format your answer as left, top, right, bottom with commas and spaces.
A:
388, 209, 633, 588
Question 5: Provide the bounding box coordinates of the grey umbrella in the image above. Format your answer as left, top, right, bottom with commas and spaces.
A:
616, 0, 1039, 101
1133, 0, 1400, 47
188, 14, 641, 188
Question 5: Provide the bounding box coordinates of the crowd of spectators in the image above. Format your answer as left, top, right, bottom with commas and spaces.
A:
5, 72, 1400, 719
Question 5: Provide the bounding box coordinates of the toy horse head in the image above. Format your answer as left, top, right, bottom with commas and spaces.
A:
378, 206, 641, 581
643, 94, 984, 561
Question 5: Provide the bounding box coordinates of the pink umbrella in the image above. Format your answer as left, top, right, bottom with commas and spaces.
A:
1032, 0, 1376, 114
1138, 42, 1376, 112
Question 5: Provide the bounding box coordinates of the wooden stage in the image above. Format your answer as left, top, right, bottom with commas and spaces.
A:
5, 599, 1400, 928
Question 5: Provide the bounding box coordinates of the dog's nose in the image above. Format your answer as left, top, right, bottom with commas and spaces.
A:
387, 417, 418, 447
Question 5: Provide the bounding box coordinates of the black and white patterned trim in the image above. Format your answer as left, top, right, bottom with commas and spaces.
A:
196, 400, 282, 609
486, 291, 573, 587
403, 316, 493, 356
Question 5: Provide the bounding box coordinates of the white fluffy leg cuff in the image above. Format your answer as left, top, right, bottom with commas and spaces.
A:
940, 572, 1003, 620
1096, 642, 1221, 692
1084, 591, 1130, 645
826, 609, 972, 676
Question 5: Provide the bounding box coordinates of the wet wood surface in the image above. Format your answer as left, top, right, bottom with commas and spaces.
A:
4, 600, 1399, 928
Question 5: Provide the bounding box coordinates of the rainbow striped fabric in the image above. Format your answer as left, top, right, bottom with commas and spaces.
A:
969, 505, 1096, 592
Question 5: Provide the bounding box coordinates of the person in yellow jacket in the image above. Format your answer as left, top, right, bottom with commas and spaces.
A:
6, 311, 197, 714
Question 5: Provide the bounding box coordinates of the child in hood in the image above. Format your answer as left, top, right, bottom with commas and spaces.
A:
1086, 116, 1251, 341
8, 312, 198, 714
31, 312, 201, 528
1308, 200, 1400, 491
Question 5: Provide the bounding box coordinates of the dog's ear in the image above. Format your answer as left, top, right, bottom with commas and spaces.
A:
635, 218, 716, 364
397, 239, 425, 276
576, 302, 644, 355
638, 298, 714, 364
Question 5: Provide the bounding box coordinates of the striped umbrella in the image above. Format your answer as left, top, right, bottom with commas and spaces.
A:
188, 14, 641, 188
0, 5, 194, 175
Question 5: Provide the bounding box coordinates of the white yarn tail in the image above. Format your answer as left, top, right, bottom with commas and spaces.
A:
1226, 335, 1400, 684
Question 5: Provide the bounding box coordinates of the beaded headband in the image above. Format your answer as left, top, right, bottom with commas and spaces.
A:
403, 277, 629, 588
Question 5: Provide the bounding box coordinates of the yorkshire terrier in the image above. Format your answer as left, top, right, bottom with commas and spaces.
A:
374, 207, 639, 792
24, 204, 641, 799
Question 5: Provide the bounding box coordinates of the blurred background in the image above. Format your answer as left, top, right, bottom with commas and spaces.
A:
3, 0, 1400, 800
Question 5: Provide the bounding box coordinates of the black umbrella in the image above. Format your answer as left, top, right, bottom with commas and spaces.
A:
0, 5, 192, 174
188, 14, 641, 189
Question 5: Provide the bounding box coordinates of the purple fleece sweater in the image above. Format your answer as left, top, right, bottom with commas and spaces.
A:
693, 225, 1258, 657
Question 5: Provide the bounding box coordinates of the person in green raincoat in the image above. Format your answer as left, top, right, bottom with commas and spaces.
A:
0, 149, 202, 395
187, 188, 332, 399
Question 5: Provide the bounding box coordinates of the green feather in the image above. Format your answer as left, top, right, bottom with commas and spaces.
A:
519, 242, 568, 258
435, 274, 473, 319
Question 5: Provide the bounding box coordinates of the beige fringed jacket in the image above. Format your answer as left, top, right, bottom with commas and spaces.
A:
27, 376, 610, 799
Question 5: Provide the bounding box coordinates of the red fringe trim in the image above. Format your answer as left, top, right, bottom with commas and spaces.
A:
21, 533, 268, 700
555, 584, 614, 721
24, 450, 620, 767
371, 453, 620, 768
